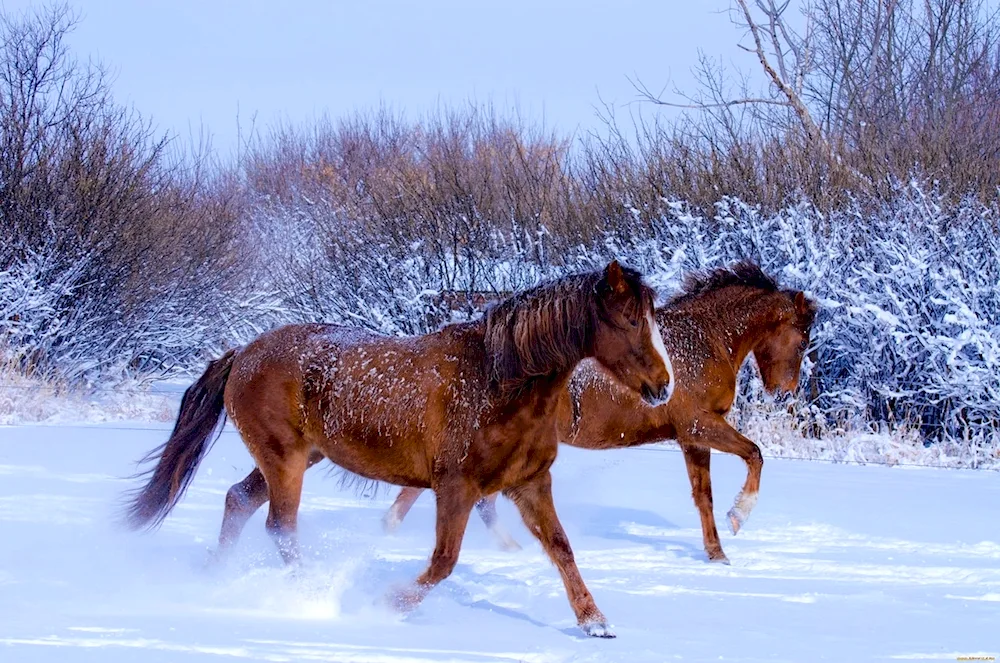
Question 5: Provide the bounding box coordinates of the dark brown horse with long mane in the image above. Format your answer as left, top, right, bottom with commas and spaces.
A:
382, 262, 817, 563
124, 261, 673, 637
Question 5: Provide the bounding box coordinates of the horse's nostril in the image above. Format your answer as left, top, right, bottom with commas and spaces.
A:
640, 382, 672, 406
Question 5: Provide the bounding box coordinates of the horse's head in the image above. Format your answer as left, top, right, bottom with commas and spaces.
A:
754, 290, 817, 395
592, 260, 674, 406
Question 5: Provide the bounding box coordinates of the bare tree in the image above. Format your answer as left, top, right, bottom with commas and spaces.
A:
635, 1, 823, 148
630, 0, 1000, 206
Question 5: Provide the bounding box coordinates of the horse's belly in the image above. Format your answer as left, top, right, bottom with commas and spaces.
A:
568, 389, 674, 449
311, 425, 433, 487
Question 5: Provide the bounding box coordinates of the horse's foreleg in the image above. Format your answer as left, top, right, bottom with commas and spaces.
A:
392, 481, 478, 610
686, 414, 763, 536
475, 494, 522, 552
383, 486, 424, 533
678, 443, 728, 564
505, 472, 613, 638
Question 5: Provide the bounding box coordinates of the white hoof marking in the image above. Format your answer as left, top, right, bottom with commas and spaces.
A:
581, 619, 616, 638
728, 492, 758, 535
490, 524, 522, 552
382, 508, 403, 534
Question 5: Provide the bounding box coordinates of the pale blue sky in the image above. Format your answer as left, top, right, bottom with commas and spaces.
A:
4, 1, 747, 152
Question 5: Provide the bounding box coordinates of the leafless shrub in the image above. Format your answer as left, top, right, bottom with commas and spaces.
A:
628, 0, 1000, 212
0, 4, 242, 382
239, 104, 616, 334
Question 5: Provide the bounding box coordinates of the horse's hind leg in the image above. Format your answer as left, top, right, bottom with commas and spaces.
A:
679, 443, 729, 564
505, 471, 613, 638
218, 468, 269, 556
475, 494, 521, 552
257, 448, 311, 564
383, 486, 423, 533
685, 413, 763, 536
231, 417, 313, 565
392, 480, 478, 610
217, 450, 325, 556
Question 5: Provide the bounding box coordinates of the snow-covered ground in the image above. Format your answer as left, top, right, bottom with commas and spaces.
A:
0, 374, 183, 426
0, 421, 997, 662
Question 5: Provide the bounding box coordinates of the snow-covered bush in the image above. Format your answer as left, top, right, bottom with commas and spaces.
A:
625, 186, 1000, 464
234, 182, 1000, 464
0, 7, 245, 384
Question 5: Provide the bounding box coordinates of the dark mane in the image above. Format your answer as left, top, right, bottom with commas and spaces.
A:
483, 265, 651, 393
668, 261, 778, 306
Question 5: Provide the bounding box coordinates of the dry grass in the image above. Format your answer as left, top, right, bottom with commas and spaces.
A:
0, 359, 177, 425
697, 390, 999, 470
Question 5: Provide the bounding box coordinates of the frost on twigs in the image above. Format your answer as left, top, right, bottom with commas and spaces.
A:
4, 180, 1000, 467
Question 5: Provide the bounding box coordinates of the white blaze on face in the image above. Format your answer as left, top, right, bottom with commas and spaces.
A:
646, 310, 675, 403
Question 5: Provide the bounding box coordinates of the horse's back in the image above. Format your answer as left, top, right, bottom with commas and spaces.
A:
236, 322, 486, 485
225, 323, 351, 433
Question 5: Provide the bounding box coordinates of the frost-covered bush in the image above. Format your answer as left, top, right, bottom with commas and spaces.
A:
0, 6, 244, 383
235, 182, 1000, 463
0, 245, 227, 383
625, 186, 1000, 462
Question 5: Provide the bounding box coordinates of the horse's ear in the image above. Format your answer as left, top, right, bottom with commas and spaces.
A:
605, 260, 627, 295
794, 291, 810, 316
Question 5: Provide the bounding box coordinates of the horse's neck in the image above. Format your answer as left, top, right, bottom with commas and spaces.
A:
501, 369, 575, 418
706, 289, 784, 370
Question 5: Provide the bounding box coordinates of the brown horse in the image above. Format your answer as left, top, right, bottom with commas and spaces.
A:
124, 260, 672, 638
383, 262, 817, 563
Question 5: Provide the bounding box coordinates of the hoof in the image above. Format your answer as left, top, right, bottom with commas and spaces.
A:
498, 537, 523, 553
382, 512, 402, 534
389, 585, 426, 613
727, 492, 758, 536
491, 527, 523, 552
203, 547, 227, 571
727, 508, 743, 535
707, 551, 731, 565
580, 619, 616, 638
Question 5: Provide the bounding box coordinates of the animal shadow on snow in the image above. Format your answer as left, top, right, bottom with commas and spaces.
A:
356, 553, 579, 635
442, 570, 593, 638
576, 503, 707, 562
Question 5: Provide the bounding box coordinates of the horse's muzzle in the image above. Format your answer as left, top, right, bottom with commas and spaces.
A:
641, 382, 673, 407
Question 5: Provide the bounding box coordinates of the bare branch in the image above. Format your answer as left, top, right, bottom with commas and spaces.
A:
628, 73, 791, 111
735, 0, 826, 147
761, 0, 792, 82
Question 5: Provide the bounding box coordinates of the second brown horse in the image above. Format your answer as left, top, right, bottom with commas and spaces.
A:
384, 262, 817, 563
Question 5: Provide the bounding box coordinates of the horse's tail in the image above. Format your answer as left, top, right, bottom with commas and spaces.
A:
123, 349, 238, 530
